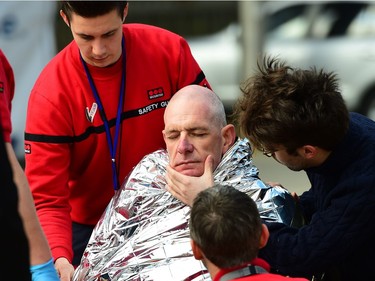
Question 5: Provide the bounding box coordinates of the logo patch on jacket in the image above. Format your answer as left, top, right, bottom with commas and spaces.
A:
147, 87, 164, 100
25, 143, 31, 154
0, 81, 4, 93
85, 102, 98, 123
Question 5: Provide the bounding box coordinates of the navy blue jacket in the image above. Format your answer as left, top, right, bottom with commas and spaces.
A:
259, 113, 375, 281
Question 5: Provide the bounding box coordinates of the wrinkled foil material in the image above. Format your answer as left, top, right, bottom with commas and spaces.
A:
73, 138, 297, 281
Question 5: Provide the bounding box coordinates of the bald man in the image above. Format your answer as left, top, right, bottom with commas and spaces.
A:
73, 85, 297, 281
163, 84, 236, 177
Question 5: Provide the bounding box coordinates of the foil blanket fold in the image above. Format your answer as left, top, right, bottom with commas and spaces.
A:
73, 138, 297, 281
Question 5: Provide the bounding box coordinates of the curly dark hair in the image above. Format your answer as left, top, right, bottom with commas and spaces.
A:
233, 56, 349, 154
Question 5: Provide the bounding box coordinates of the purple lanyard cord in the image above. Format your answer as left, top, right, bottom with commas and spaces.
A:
80, 37, 126, 190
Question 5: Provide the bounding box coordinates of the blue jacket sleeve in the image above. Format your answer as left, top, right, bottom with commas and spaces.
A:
259, 176, 375, 278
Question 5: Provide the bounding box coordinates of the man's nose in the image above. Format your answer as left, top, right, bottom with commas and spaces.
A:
92, 40, 106, 57
177, 138, 193, 154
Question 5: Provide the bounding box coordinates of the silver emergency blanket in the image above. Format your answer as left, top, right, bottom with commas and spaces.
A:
73, 138, 297, 281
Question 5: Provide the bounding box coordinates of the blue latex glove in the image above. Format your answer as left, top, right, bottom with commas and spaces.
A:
30, 258, 59, 281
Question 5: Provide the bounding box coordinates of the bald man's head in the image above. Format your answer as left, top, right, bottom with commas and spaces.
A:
165, 85, 227, 128
163, 85, 235, 176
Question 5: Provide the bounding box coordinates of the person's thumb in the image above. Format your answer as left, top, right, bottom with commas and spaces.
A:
204, 155, 214, 173
204, 155, 215, 186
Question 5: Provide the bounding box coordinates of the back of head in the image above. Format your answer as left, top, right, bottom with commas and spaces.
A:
190, 184, 262, 268
234, 56, 349, 153
61, 1, 128, 23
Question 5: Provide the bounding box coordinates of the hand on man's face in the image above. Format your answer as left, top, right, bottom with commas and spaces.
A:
166, 155, 215, 206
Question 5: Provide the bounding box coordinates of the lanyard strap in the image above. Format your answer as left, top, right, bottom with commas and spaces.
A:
80, 37, 126, 190
219, 265, 268, 281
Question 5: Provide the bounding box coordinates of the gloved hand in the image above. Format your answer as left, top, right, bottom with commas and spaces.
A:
30, 258, 60, 281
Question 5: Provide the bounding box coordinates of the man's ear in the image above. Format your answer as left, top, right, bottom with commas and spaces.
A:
299, 145, 317, 160
60, 10, 70, 27
259, 224, 269, 249
221, 124, 236, 154
122, 3, 129, 22
190, 239, 204, 260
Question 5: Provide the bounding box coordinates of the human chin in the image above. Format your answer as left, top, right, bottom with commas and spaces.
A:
88, 56, 113, 67
175, 164, 203, 177
286, 164, 304, 172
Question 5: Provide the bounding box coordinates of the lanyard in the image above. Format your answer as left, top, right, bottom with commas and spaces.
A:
80, 37, 126, 190
219, 265, 267, 281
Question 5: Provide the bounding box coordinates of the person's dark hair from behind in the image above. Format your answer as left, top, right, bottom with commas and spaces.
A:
189, 184, 262, 268
61, 1, 128, 24
233, 55, 349, 155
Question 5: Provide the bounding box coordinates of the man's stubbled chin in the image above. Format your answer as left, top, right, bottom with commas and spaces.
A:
174, 162, 203, 177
